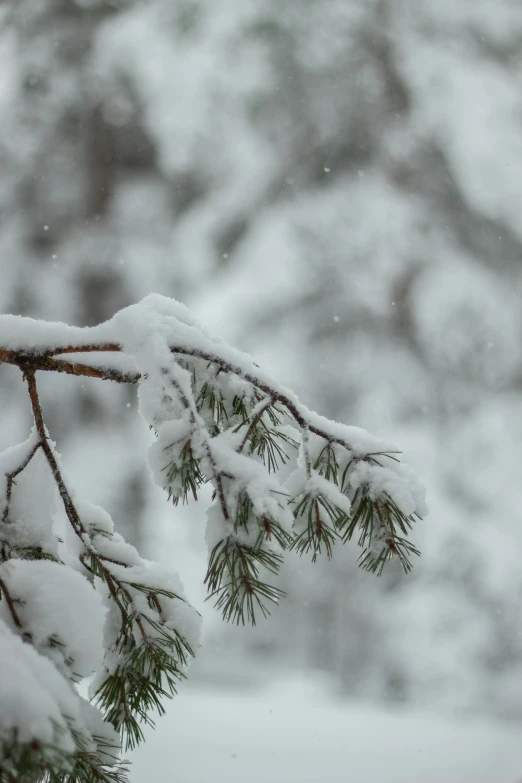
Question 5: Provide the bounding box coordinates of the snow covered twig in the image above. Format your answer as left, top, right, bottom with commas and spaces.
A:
0, 295, 426, 782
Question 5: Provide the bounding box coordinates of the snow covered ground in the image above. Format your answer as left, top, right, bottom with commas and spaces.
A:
130, 676, 522, 783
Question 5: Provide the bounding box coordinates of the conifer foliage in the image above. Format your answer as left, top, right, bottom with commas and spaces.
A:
0, 295, 426, 782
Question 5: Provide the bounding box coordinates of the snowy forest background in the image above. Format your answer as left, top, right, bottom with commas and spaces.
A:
1, 0, 522, 733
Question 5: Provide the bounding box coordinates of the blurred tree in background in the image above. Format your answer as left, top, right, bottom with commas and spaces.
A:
1, 0, 522, 719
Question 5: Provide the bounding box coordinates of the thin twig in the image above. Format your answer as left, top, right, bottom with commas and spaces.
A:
0, 577, 22, 629
0, 337, 393, 461
167, 371, 231, 522
2, 441, 41, 524
25, 370, 85, 538
237, 397, 274, 453
170, 347, 380, 461
24, 369, 149, 641
44, 356, 139, 384
302, 428, 312, 479
43, 343, 122, 357
0, 347, 138, 384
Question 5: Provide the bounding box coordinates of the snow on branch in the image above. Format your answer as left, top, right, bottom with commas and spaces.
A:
0, 295, 426, 782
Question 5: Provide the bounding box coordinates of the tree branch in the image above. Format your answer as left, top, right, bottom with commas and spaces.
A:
170, 347, 379, 460
1, 334, 398, 463
0, 347, 139, 384
24, 370, 149, 642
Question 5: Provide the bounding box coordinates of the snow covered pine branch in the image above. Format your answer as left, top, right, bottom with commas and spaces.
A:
0, 295, 427, 783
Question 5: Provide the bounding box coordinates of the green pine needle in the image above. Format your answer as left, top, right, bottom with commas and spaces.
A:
313, 443, 340, 484
196, 381, 229, 433
336, 490, 420, 574
205, 537, 286, 625
0, 725, 130, 783
290, 493, 343, 561
163, 440, 205, 505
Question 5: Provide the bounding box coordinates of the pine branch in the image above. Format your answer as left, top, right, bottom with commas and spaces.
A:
0, 299, 425, 783
92, 594, 195, 751
0, 332, 411, 473
0, 726, 130, 783
19, 369, 196, 752
1, 316, 423, 588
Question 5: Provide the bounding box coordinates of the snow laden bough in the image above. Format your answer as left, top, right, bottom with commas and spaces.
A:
0, 295, 427, 783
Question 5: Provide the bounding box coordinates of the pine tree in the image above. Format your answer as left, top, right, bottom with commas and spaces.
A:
0, 295, 426, 782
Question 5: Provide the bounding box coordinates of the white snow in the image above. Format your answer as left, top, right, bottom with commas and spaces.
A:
0, 313, 113, 353
348, 461, 427, 519
130, 677, 522, 783
1, 445, 59, 557
411, 260, 522, 387
0, 559, 105, 679
0, 616, 78, 753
